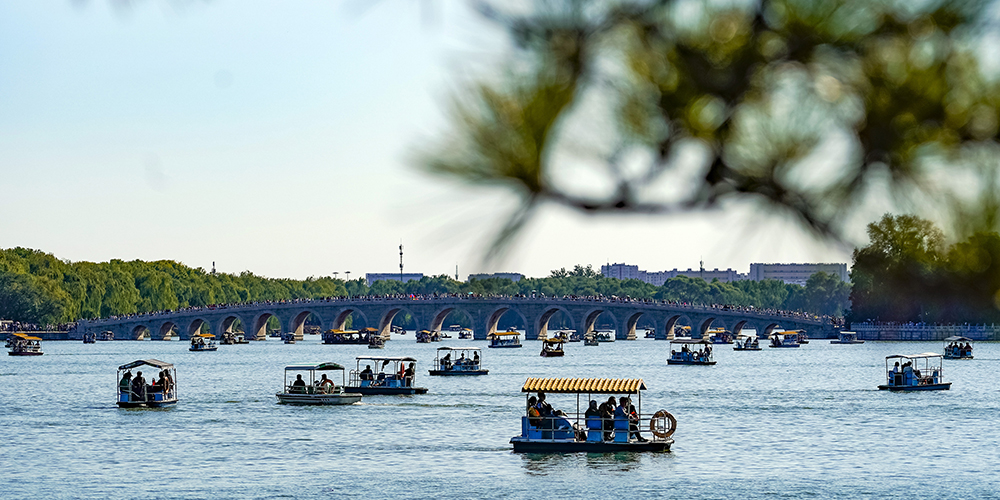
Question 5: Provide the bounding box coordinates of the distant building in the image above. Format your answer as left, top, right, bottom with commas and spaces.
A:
365, 273, 424, 286
601, 263, 744, 285
748, 263, 848, 286
467, 272, 523, 282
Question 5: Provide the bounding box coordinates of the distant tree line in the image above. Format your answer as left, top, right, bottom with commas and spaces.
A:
849, 214, 1000, 324
0, 248, 850, 326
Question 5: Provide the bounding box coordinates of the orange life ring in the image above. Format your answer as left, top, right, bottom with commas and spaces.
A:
649, 410, 676, 439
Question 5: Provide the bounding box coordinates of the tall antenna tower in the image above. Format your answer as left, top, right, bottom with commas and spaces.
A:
399, 242, 404, 283
455, 264, 459, 281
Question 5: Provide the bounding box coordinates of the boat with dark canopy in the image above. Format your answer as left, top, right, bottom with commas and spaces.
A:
878, 353, 951, 391
117, 359, 178, 408
510, 377, 675, 453
428, 347, 488, 376
667, 338, 716, 365
276, 362, 362, 405
344, 356, 428, 395
943, 336, 973, 359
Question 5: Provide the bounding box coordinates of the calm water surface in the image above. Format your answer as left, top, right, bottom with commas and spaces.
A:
2, 335, 999, 499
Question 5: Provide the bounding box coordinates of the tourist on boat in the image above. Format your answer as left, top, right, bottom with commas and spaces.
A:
163, 370, 173, 398
527, 396, 541, 427
119, 371, 132, 395
599, 397, 616, 441
131, 371, 147, 402
442, 353, 452, 369
614, 397, 631, 437
473, 352, 480, 366
403, 363, 415, 386
360, 365, 374, 381
292, 374, 307, 393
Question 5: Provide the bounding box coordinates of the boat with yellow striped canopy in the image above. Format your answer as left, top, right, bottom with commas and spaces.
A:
510, 377, 675, 453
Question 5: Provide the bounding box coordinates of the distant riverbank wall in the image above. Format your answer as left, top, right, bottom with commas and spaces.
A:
853, 322, 1000, 341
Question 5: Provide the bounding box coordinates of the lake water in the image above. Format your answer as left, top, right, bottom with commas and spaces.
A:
3, 335, 998, 499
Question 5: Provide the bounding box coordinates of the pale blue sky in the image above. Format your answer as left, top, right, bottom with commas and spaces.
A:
0, 1, 853, 280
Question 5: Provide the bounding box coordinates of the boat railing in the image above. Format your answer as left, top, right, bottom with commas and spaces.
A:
348, 370, 414, 388
119, 386, 176, 403
521, 412, 672, 442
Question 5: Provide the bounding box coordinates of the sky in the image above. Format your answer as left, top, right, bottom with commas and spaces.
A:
0, 0, 856, 281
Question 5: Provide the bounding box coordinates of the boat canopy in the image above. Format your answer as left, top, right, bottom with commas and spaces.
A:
669, 338, 713, 344
360, 327, 378, 333
356, 356, 417, 362
522, 377, 647, 394
118, 359, 174, 370
18, 335, 43, 341
493, 332, 520, 337
542, 338, 566, 343
885, 353, 943, 360
194, 333, 216, 338
943, 336, 972, 342
436, 346, 481, 352
284, 362, 345, 371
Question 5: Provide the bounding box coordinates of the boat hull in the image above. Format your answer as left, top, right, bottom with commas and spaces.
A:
117, 400, 178, 408
732, 347, 761, 351
667, 359, 716, 365
275, 393, 362, 405
943, 355, 973, 359
487, 344, 522, 348
189, 347, 218, 351
540, 351, 565, 357
510, 437, 672, 453
343, 386, 428, 395
830, 340, 865, 344
428, 369, 489, 376
878, 383, 951, 391
8, 351, 44, 356
768, 345, 800, 348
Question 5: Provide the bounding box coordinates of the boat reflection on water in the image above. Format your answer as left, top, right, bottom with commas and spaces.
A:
519, 450, 645, 475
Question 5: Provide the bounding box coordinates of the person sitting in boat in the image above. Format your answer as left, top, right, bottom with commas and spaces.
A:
473, 351, 480, 367
890, 361, 900, 379
614, 397, 631, 438
628, 403, 647, 442
119, 371, 132, 395
319, 374, 335, 393
442, 353, 451, 370
526, 396, 541, 427
131, 371, 147, 402
292, 374, 307, 394
360, 365, 374, 381
163, 370, 173, 398
585, 400, 601, 432
403, 363, 415, 386
599, 397, 616, 441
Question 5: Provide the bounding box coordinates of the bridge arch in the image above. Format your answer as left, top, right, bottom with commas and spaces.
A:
288, 309, 324, 337
761, 322, 781, 338
187, 317, 213, 338
537, 306, 574, 340
332, 308, 370, 331
251, 311, 280, 340
378, 306, 420, 338
131, 324, 152, 340
157, 321, 179, 340
486, 306, 529, 338
215, 315, 248, 339
581, 308, 618, 338
732, 319, 763, 337
623, 312, 658, 341
429, 305, 475, 334
663, 314, 694, 339
697, 317, 730, 338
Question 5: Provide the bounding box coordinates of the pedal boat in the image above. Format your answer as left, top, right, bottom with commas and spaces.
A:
458, 328, 473, 340
428, 346, 488, 375
8, 333, 44, 356
768, 331, 801, 348
510, 377, 675, 453
540, 338, 566, 357
276, 362, 362, 405
583, 333, 599, 346
732, 334, 761, 351
117, 359, 178, 408
707, 328, 734, 344
943, 336, 973, 359
368, 334, 386, 349
189, 333, 218, 351
488, 331, 522, 348
322, 329, 368, 344
667, 338, 716, 365
593, 330, 615, 342
878, 353, 951, 391
830, 331, 865, 344
344, 356, 428, 395
83, 332, 96, 343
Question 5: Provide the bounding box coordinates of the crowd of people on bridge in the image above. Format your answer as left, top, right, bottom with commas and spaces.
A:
1, 320, 76, 333
79, 292, 840, 328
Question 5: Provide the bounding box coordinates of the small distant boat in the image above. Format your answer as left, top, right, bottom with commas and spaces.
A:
428, 347, 488, 376
583, 333, 599, 346
448, 324, 463, 332
221, 332, 250, 345
322, 329, 369, 345
83, 332, 97, 344
189, 333, 218, 351
368, 334, 385, 349
943, 336, 973, 359
830, 331, 864, 344
768, 331, 800, 348
489, 332, 522, 348
540, 338, 565, 357
99, 331, 114, 341
644, 329, 656, 339
282, 332, 296, 344
391, 325, 406, 335
458, 328, 473, 340
117, 359, 177, 408
276, 362, 362, 405
707, 328, 734, 344
566, 331, 582, 342
7, 333, 43, 356
594, 330, 615, 342
878, 353, 951, 391
416, 330, 440, 343
667, 339, 716, 365
733, 334, 760, 351
344, 356, 428, 395
510, 377, 674, 453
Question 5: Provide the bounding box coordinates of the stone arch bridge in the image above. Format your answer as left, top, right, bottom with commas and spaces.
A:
74, 296, 835, 342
